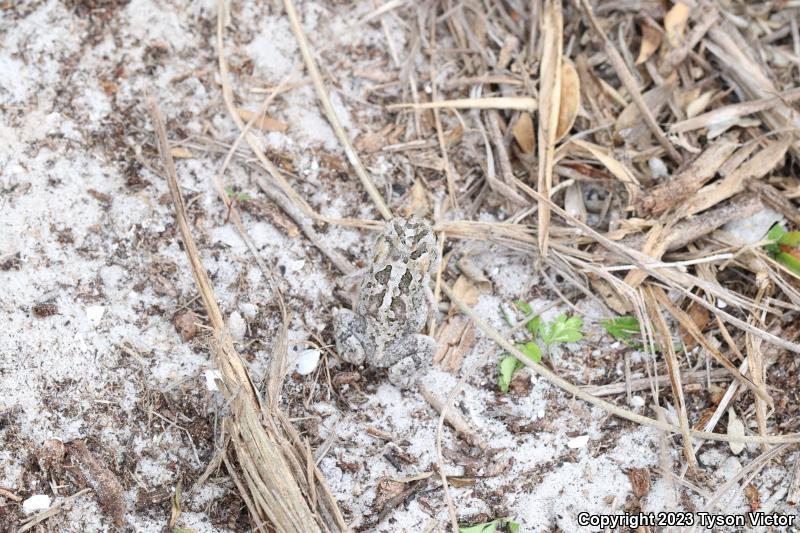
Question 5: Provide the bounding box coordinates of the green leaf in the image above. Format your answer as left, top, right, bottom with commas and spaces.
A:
168, 480, 182, 529
237, 192, 252, 202
601, 316, 640, 341
525, 315, 542, 338
514, 300, 532, 315
517, 341, 542, 363
508, 521, 520, 533
540, 315, 583, 346
224, 185, 234, 197
765, 224, 785, 254
498, 356, 521, 393
777, 252, 800, 276
778, 231, 800, 247
459, 521, 498, 533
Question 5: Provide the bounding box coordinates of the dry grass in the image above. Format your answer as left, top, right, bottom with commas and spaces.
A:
150, 0, 800, 529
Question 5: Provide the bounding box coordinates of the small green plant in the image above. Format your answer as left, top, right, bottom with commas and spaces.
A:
539, 314, 583, 346
460, 518, 520, 533
224, 185, 252, 203
497, 303, 582, 393
498, 342, 541, 393
600, 316, 640, 343
765, 224, 800, 276
601, 315, 687, 353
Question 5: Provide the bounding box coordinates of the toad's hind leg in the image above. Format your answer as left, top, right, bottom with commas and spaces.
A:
386, 334, 437, 388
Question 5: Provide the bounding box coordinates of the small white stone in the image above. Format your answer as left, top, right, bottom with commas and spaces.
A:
630, 396, 645, 408
86, 305, 105, 325
716, 298, 728, 309
648, 157, 668, 179
296, 349, 321, 376
22, 494, 51, 514
228, 311, 246, 342
567, 435, 590, 449
204, 369, 222, 392
537, 408, 546, 419
286, 259, 305, 272
239, 302, 257, 319
723, 207, 782, 244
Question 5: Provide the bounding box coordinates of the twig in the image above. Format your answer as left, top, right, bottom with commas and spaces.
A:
582, 368, 731, 396
17, 489, 92, 533
645, 286, 697, 470
389, 96, 538, 111
282, 0, 393, 220
536, 0, 563, 255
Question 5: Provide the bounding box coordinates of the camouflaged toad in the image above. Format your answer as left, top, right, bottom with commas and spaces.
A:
333, 217, 439, 388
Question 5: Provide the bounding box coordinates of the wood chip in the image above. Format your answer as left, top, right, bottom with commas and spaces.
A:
236, 107, 289, 132
68, 440, 126, 525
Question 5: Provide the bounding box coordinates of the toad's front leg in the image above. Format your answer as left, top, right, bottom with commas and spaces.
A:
332, 308, 369, 366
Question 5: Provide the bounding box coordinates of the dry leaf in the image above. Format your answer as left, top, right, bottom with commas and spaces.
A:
448, 477, 477, 488
170, 147, 193, 159
236, 107, 289, 132
628, 468, 651, 498
679, 302, 710, 350
403, 180, 431, 218
636, 24, 662, 65
745, 483, 760, 511
512, 112, 536, 154
555, 60, 580, 142
536, 0, 563, 256
452, 275, 480, 307
433, 315, 476, 373
665, 2, 691, 48
727, 408, 745, 454
686, 91, 715, 118
457, 257, 491, 291
564, 182, 586, 222
674, 86, 702, 111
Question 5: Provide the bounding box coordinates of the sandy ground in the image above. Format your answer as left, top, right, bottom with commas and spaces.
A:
1, 1, 798, 532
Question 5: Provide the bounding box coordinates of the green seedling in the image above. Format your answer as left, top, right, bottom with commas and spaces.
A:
601, 315, 688, 353
497, 307, 582, 392
224, 185, 252, 203
601, 316, 640, 342
765, 224, 800, 276
498, 342, 542, 393
538, 314, 583, 346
